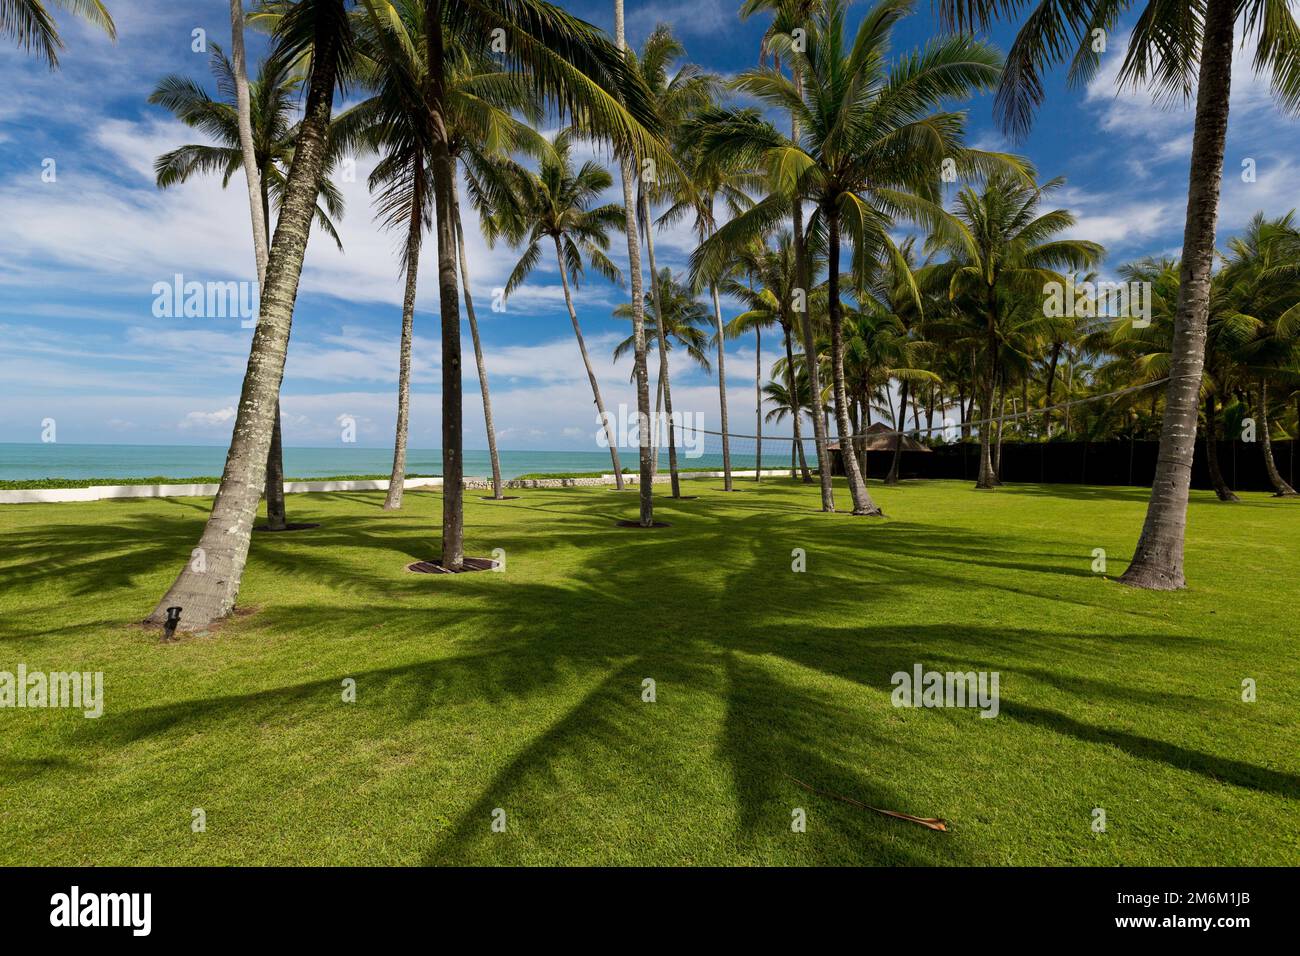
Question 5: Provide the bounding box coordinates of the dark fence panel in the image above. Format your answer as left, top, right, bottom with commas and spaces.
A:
842, 440, 1296, 492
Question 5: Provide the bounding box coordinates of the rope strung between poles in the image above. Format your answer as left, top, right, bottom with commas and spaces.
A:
670, 377, 1174, 443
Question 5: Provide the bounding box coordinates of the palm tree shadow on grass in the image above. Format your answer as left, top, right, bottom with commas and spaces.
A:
11, 483, 1299, 862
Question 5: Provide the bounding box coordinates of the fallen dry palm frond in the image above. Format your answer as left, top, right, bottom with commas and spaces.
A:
785, 774, 949, 832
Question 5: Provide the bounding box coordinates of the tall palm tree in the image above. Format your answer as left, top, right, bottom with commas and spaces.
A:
498, 129, 628, 483
667, 118, 758, 493
3, 0, 113, 65
350, 3, 544, 505
695, 0, 1017, 514
924, 173, 1103, 488
148, 0, 356, 631
741, 0, 834, 507
417, 0, 667, 561
1219, 212, 1300, 496
149, 45, 347, 531
629, 26, 718, 497
613, 0, 656, 525
937, 0, 1300, 587
722, 231, 817, 481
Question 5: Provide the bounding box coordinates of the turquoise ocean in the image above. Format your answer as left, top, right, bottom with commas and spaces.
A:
0, 442, 779, 483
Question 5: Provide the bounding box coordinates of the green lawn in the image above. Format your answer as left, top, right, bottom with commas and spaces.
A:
1, 478, 1297, 865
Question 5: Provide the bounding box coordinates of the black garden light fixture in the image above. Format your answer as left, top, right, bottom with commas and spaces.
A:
163, 606, 182, 641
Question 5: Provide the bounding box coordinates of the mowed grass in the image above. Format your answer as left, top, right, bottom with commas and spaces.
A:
0, 478, 1297, 866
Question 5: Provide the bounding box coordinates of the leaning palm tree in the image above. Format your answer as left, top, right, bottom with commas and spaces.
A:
936, 0, 1300, 588
694, 0, 1020, 515
498, 130, 628, 483
149, 45, 347, 531
4, 0, 114, 66
924, 173, 1103, 489
147, 0, 356, 631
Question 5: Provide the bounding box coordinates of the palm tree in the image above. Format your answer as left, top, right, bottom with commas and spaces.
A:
741, 0, 834, 507
149, 45, 347, 532
613, 0, 656, 526
695, 0, 1017, 514
4, 0, 113, 66
851, 237, 936, 484
499, 129, 628, 482
762, 366, 829, 474
148, 0, 356, 631
667, 119, 759, 494
936, 0, 1300, 587
1220, 212, 1300, 496
925, 173, 1103, 488
420, 0, 667, 560
350, 3, 543, 505
723, 231, 817, 481
629, 26, 718, 497
613, 268, 714, 372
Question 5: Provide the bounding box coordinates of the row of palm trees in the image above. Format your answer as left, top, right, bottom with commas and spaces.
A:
8, 0, 1300, 630
730, 198, 1300, 503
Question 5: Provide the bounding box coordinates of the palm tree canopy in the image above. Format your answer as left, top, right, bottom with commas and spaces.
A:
498, 129, 626, 296
936, 0, 1300, 138
4, 0, 115, 67
149, 44, 348, 249
613, 268, 714, 373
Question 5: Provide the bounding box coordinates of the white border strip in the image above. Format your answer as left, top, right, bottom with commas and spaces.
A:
0, 470, 796, 504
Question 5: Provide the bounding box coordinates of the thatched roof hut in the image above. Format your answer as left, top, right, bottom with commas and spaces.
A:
827, 422, 931, 453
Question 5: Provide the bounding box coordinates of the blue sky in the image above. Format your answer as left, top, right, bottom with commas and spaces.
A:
1, 0, 1298, 450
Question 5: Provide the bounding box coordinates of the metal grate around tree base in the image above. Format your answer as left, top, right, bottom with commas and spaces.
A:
405, 557, 499, 574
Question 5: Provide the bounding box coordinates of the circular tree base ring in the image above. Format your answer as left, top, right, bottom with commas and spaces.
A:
479, 495, 521, 501
405, 556, 499, 574
254, 523, 320, 532
614, 520, 671, 528
662, 495, 699, 501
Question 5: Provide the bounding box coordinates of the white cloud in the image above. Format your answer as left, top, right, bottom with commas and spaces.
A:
180, 406, 236, 429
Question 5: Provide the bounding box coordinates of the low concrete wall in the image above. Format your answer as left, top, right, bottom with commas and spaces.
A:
0, 476, 443, 505
0, 469, 793, 504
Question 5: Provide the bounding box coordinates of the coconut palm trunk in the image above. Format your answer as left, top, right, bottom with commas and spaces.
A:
783, 325, 812, 482
147, 7, 343, 629
1258, 379, 1297, 496
824, 205, 880, 515
790, 63, 833, 510
455, 183, 504, 499
975, 307, 1001, 489
1044, 342, 1062, 436
264, 408, 287, 527
641, 194, 680, 497
427, 1, 465, 570
230, 1, 289, 531
885, 379, 908, 485
1120, 0, 1235, 589
711, 281, 734, 490
555, 236, 624, 478
1203, 392, 1238, 502
754, 325, 762, 482
993, 377, 1006, 478
259, 186, 288, 532
614, 0, 654, 523
383, 173, 422, 511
